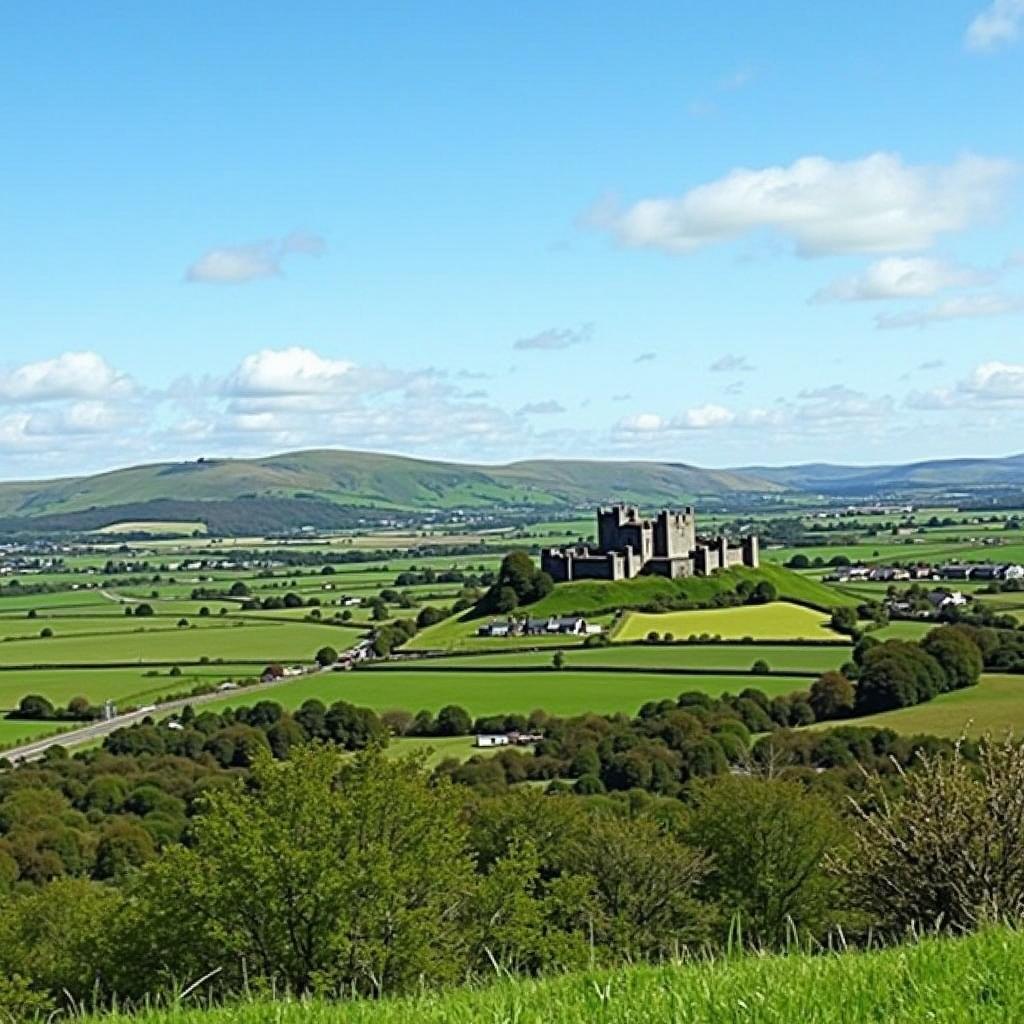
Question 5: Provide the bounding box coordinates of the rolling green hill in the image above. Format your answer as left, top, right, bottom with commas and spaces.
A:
6, 446, 1024, 536
0, 450, 784, 534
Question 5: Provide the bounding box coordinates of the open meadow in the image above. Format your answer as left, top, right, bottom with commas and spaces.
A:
615, 602, 838, 641
199, 667, 814, 719
817, 673, 1024, 739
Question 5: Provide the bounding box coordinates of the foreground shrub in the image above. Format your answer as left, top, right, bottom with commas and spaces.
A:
841, 736, 1024, 935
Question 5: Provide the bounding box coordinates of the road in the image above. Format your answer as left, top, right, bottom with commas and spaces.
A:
0, 663, 348, 766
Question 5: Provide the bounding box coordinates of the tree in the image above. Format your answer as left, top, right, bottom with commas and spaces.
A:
137, 745, 474, 996
749, 581, 777, 605
841, 738, 1024, 935
687, 774, 848, 948
808, 672, 855, 721
133, 603, 154, 617
94, 821, 156, 880
315, 645, 339, 667
436, 704, 473, 736
416, 606, 444, 628
830, 606, 859, 635
478, 552, 554, 613
552, 651, 565, 671
10, 695, 54, 721
787, 554, 810, 569
854, 641, 945, 713
921, 625, 983, 692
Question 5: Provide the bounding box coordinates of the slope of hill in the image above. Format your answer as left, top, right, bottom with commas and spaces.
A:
0, 451, 783, 533
4, 447, 1024, 535
524, 564, 855, 617
744, 453, 1024, 495
84, 927, 1024, 1024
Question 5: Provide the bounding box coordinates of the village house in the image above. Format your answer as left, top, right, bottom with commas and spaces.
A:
477, 615, 602, 638
927, 589, 968, 610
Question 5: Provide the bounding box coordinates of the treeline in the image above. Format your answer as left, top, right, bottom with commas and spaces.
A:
3, 740, 1024, 1019
4, 694, 103, 724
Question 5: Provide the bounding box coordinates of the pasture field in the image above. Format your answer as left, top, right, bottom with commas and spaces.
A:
382, 642, 852, 674
0, 620, 363, 667
811, 673, 1024, 738
387, 735, 516, 767
0, 663, 259, 710
0, 614, 246, 641
616, 602, 838, 642
869, 620, 936, 641
198, 668, 813, 719
0, 717, 72, 750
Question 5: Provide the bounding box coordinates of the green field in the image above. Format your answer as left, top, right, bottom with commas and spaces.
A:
616, 602, 838, 642
0, 663, 260, 710
198, 668, 812, 719
819, 673, 1024, 738
869, 620, 936, 641
380, 642, 851, 674
0, 717, 72, 750
82, 927, 1024, 1024
0, 621, 364, 667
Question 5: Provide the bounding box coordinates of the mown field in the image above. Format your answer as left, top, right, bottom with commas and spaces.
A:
83, 927, 1024, 1024
820, 673, 1024, 738
616, 602, 837, 641
200, 667, 813, 719
383, 642, 852, 674
0, 663, 260, 711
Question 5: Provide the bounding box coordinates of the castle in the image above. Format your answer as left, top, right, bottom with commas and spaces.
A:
541, 504, 759, 582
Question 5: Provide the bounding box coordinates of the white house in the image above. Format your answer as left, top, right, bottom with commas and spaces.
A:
475, 734, 510, 748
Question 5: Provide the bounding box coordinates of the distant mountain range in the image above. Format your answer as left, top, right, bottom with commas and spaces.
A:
1, 448, 1023, 535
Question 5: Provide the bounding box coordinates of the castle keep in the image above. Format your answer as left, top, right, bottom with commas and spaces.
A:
542, 504, 759, 582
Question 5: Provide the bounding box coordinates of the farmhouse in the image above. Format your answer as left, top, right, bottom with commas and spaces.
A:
475, 734, 510, 748
542, 504, 759, 582
478, 615, 602, 638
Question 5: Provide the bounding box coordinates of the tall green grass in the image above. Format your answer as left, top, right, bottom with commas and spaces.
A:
88, 927, 1024, 1024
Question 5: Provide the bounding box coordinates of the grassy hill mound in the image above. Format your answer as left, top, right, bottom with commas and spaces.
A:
86, 928, 1024, 1024
526, 564, 854, 617
410, 565, 853, 651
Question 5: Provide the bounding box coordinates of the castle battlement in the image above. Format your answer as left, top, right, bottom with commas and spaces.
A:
542, 504, 758, 582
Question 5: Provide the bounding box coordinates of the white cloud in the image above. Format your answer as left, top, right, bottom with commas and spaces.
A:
813, 257, 989, 302
0, 352, 134, 403
225, 347, 356, 397
966, 0, 1024, 50
186, 232, 326, 284
595, 152, 1014, 256
961, 361, 1024, 401
875, 293, 1024, 329
513, 324, 593, 351
617, 404, 735, 434
681, 403, 735, 428
618, 413, 668, 433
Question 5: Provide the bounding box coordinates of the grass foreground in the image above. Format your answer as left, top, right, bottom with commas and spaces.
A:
87, 927, 1024, 1024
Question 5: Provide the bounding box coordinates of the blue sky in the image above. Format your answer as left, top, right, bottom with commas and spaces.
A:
1, 1, 1022, 478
